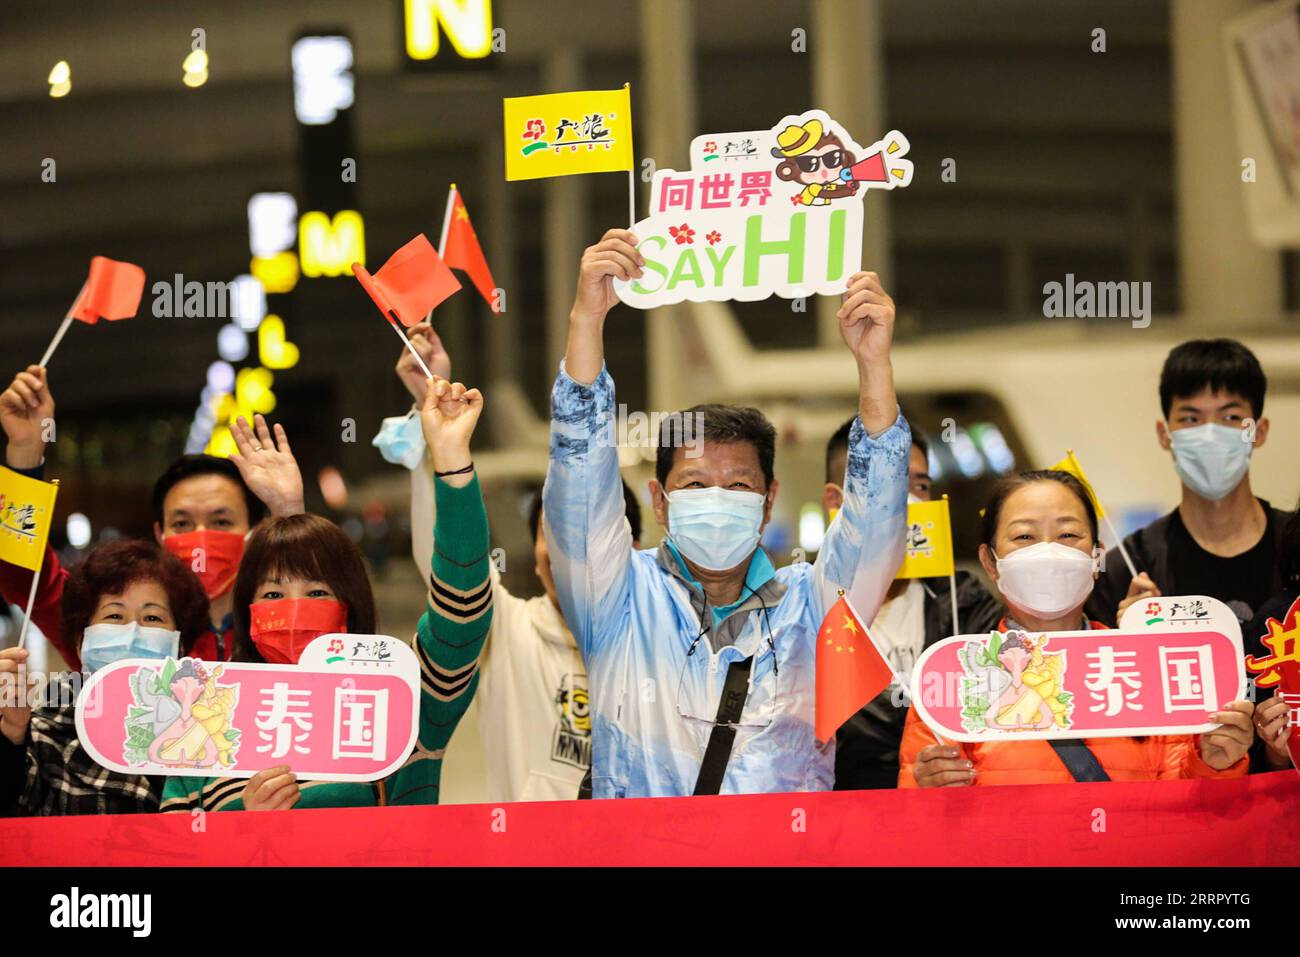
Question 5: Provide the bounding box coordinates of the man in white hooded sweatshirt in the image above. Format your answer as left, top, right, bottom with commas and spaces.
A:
373, 323, 641, 802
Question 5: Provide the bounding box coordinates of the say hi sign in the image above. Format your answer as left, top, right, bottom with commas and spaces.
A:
911, 597, 1245, 743
75, 634, 419, 782
613, 110, 913, 310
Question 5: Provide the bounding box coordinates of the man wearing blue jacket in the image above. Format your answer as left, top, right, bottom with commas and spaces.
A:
543, 228, 909, 798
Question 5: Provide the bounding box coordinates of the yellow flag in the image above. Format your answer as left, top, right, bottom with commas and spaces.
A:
896, 498, 954, 579
1049, 450, 1105, 519
0, 466, 58, 572
503, 87, 634, 181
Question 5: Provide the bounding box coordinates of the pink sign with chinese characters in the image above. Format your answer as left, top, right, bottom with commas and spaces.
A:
912, 610, 1245, 743
75, 634, 419, 782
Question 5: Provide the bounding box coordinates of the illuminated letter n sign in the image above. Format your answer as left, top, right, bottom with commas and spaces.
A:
405, 0, 493, 61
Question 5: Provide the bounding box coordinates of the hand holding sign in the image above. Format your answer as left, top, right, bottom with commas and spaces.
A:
1199, 700, 1255, 770
1255, 694, 1297, 770
912, 743, 974, 788
837, 270, 899, 437
241, 764, 301, 812
566, 228, 643, 386
575, 229, 642, 324
837, 271, 895, 369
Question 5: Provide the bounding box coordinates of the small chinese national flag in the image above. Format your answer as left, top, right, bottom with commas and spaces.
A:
815, 593, 893, 742
352, 234, 461, 328
72, 256, 146, 324
441, 186, 498, 313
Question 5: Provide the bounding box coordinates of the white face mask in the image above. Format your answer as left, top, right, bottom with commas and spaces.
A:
667, 486, 766, 572
1168, 423, 1252, 501
993, 541, 1098, 620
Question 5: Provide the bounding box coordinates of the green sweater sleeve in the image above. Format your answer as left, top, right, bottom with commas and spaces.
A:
159, 774, 246, 812
387, 473, 491, 806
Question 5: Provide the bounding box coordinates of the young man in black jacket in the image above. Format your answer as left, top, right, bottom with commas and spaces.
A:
823, 419, 1002, 789
1087, 339, 1284, 628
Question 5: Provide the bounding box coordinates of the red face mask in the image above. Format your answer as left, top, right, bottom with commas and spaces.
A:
164, 529, 245, 600
249, 598, 349, 665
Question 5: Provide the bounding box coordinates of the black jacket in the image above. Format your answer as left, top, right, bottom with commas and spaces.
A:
834, 570, 1002, 790
1086, 501, 1286, 627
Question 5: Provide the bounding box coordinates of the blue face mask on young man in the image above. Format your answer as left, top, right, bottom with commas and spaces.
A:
667, 487, 767, 572
1169, 423, 1252, 502
80, 622, 181, 674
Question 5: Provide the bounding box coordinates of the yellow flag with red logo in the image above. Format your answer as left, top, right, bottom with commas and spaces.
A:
0, 466, 58, 571
503, 87, 634, 181
895, 498, 955, 579
1049, 449, 1106, 519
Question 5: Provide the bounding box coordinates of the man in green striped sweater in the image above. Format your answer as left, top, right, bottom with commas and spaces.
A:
161, 376, 491, 811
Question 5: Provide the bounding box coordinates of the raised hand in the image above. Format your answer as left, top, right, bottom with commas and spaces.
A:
565, 228, 643, 386
229, 415, 305, 518
571, 228, 643, 326
837, 271, 895, 369
420, 377, 483, 487
0, 366, 54, 470
396, 321, 451, 404
837, 271, 898, 435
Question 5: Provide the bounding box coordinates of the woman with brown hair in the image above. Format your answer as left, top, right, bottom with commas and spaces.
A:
161, 375, 493, 812
230, 512, 377, 666
899, 469, 1257, 788
0, 540, 210, 815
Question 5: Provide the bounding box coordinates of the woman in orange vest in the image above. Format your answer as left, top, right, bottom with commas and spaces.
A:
900, 469, 1255, 788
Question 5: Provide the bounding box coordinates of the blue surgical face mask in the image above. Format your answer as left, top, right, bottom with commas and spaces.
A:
372, 410, 426, 471
1169, 423, 1252, 502
667, 487, 767, 572
81, 622, 181, 674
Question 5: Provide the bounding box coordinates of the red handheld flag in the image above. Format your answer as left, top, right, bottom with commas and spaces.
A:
72, 256, 146, 324
351, 234, 460, 328
441, 188, 498, 314
815, 593, 894, 743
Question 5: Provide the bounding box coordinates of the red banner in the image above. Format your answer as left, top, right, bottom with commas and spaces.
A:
2, 771, 1297, 867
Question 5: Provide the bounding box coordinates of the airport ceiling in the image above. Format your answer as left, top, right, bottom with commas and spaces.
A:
0, 0, 1172, 402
